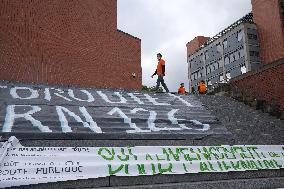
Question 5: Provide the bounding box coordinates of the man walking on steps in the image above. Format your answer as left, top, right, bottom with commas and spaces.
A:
151, 53, 169, 93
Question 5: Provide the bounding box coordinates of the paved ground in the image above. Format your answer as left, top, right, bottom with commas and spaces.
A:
100, 177, 284, 189
196, 94, 284, 145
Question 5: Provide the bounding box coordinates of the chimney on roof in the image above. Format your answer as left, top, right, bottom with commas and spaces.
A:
186, 36, 209, 57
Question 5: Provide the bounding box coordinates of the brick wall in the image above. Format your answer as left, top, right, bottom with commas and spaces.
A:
0, 0, 141, 90
186, 36, 209, 57
230, 58, 284, 110
252, 0, 284, 65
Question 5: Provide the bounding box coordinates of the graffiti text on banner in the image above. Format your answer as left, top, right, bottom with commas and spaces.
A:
0, 137, 284, 188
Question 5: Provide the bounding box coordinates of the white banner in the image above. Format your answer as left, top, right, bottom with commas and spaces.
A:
0, 137, 284, 188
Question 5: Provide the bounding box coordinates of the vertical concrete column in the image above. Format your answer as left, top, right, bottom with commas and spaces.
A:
243, 24, 252, 71
220, 41, 226, 82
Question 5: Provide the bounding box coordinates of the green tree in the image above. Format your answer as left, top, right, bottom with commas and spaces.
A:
141, 85, 163, 92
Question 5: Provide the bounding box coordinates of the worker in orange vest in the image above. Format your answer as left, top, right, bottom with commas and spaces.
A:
151, 53, 169, 92
178, 83, 186, 94
198, 80, 207, 94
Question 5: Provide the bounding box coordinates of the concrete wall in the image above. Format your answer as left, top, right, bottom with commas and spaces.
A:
252, 0, 284, 65
0, 0, 142, 90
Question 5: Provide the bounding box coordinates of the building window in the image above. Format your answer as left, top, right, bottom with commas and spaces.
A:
193, 72, 198, 80
207, 80, 212, 86
206, 66, 210, 75
192, 72, 198, 80
217, 43, 222, 53
204, 51, 209, 60
281, 0, 284, 26
219, 75, 224, 83
241, 65, 247, 74
237, 30, 243, 41
226, 72, 231, 80
218, 59, 223, 68
248, 34, 258, 40
214, 62, 219, 70
225, 56, 230, 65
206, 66, 208, 75
210, 64, 215, 72
239, 48, 245, 58
223, 39, 228, 49
199, 71, 203, 78
250, 51, 260, 57
230, 53, 235, 63
234, 51, 239, 61
255, 51, 260, 57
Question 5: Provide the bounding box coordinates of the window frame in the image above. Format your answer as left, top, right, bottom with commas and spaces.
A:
219, 75, 224, 82
207, 80, 212, 86
239, 48, 245, 58
225, 55, 230, 65
218, 59, 223, 68
204, 51, 209, 60
206, 65, 211, 75
223, 39, 228, 49
241, 65, 247, 74
248, 34, 258, 40
216, 43, 222, 53
226, 72, 231, 80
230, 53, 235, 63
197, 70, 203, 78
235, 51, 240, 60
280, 0, 284, 26
237, 30, 243, 41
214, 62, 218, 70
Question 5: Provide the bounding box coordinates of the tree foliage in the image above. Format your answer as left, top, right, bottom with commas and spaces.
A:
141, 85, 163, 92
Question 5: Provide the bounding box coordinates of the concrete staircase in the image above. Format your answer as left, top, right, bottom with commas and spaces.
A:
0, 81, 283, 189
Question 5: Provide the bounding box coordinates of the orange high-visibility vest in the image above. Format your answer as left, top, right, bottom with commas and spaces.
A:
157, 59, 165, 76
178, 87, 186, 94
198, 83, 207, 93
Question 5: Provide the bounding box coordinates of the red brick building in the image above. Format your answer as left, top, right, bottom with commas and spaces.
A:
232, 0, 284, 111
186, 36, 209, 57
0, 0, 141, 90
252, 0, 284, 65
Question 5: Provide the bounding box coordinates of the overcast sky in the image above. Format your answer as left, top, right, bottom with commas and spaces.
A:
117, 0, 252, 92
